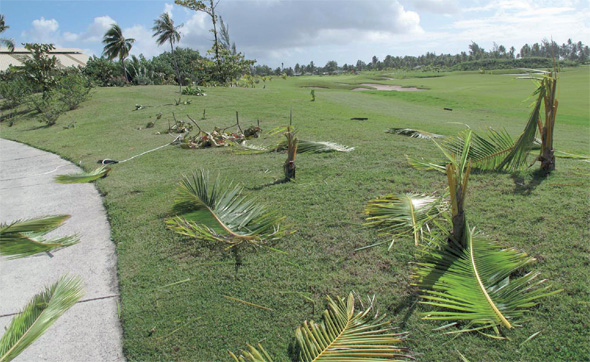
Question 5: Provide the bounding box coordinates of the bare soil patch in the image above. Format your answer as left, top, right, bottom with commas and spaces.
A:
352, 83, 425, 91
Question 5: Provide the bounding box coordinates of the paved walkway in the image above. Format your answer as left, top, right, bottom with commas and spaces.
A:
0, 138, 124, 361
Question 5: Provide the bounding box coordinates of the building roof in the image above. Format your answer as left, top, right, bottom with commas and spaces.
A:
0, 48, 90, 72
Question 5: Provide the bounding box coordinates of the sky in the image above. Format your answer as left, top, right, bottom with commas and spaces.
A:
1, 0, 589, 68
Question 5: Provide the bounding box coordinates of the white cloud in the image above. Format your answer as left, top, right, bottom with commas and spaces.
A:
22, 17, 60, 44
125, 24, 161, 58
164, 3, 174, 18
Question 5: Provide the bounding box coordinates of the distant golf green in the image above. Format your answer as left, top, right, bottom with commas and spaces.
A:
2, 67, 588, 361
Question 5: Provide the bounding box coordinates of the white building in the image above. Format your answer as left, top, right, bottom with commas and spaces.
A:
0, 48, 89, 72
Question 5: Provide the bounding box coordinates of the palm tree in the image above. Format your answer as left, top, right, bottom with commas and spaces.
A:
0, 14, 15, 51
102, 24, 135, 82
152, 13, 182, 92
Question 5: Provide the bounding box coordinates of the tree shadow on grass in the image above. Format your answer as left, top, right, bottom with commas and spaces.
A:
247, 178, 290, 191
511, 169, 547, 195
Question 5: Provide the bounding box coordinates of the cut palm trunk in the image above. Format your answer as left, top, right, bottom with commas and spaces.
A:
283, 126, 297, 181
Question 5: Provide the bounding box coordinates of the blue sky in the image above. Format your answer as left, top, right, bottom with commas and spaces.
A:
1, 0, 589, 68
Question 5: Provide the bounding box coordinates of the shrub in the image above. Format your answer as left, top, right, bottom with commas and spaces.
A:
181, 84, 206, 96
53, 73, 93, 110
0, 78, 32, 110
29, 94, 65, 126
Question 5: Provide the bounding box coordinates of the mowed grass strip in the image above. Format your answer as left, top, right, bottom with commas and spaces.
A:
1, 67, 588, 361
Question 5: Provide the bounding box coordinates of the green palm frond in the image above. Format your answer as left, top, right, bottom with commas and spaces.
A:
442, 128, 518, 170
386, 128, 443, 139
166, 169, 287, 246
296, 293, 411, 361
414, 223, 560, 336
0, 275, 84, 362
0, 215, 79, 259
365, 193, 447, 247
152, 13, 181, 46
54, 166, 111, 184
229, 293, 412, 361
102, 24, 135, 61
229, 344, 274, 362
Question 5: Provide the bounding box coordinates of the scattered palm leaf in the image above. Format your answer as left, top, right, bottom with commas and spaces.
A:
166, 169, 288, 247
230, 293, 412, 362
386, 128, 443, 139
365, 193, 447, 247
222, 295, 273, 311
0, 275, 84, 362
414, 223, 560, 337
282, 139, 354, 153
230, 344, 274, 362
0, 215, 79, 259
54, 166, 110, 184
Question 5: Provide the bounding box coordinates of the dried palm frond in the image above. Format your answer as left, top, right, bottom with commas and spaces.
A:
386, 128, 443, 139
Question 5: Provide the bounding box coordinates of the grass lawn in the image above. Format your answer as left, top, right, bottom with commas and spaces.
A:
1, 67, 589, 361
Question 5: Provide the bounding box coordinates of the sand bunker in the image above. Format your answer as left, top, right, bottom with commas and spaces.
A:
352, 83, 425, 92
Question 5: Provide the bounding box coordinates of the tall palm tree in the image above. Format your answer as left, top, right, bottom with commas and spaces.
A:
0, 14, 15, 51
102, 24, 135, 82
152, 13, 182, 92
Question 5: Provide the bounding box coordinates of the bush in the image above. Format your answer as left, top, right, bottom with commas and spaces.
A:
181, 84, 206, 96
0, 78, 33, 110
29, 94, 65, 126
53, 73, 93, 110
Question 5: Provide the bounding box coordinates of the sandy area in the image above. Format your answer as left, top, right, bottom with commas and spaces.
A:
352, 83, 424, 91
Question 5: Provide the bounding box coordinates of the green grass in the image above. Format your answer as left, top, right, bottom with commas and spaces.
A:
1, 67, 589, 361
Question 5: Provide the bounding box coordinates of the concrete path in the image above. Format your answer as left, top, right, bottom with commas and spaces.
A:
0, 138, 124, 361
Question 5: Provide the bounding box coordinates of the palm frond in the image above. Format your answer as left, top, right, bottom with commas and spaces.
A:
234, 139, 354, 154
166, 169, 287, 246
0, 276, 84, 362
230, 293, 412, 362
0, 215, 79, 259
414, 223, 560, 336
442, 128, 519, 170
386, 128, 443, 139
54, 166, 110, 184
365, 193, 447, 247
296, 293, 411, 361
229, 344, 274, 362
283, 139, 354, 153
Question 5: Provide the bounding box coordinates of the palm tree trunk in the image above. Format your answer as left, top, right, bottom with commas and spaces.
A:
170, 42, 181, 93
121, 58, 128, 83
209, 0, 222, 81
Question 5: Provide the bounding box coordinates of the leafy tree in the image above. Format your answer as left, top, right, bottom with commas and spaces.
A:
21, 43, 59, 97
102, 24, 135, 82
175, 0, 222, 77
152, 12, 182, 92
0, 14, 14, 51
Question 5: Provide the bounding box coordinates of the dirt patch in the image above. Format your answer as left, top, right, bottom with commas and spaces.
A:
352, 83, 425, 92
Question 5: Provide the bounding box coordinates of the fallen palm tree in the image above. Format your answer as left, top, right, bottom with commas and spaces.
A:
410, 67, 566, 174
365, 131, 560, 337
